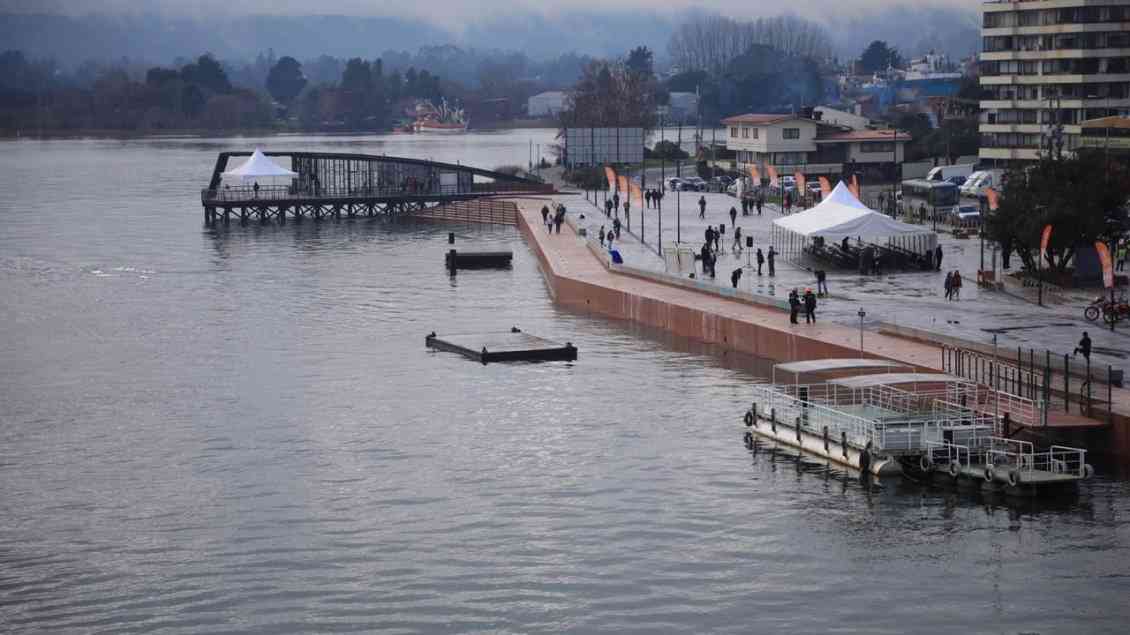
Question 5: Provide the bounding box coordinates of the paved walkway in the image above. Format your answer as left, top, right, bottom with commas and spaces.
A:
560, 189, 1130, 372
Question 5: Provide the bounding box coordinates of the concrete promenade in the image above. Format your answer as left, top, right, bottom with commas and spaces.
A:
510, 195, 1130, 460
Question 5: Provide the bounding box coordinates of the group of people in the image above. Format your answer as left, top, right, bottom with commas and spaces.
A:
943, 270, 963, 300
643, 189, 664, 209
788, 288, 818, 324
739, 195, 764, 217
597, 218, 622, 248
540, 203, 567, 234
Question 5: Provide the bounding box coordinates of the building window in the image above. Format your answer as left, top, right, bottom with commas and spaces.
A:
752, 128, 759, 139
742, 127, 750, 139
730, 126, 737, 138
860, 142, 895, 153
783, 128, 800, 140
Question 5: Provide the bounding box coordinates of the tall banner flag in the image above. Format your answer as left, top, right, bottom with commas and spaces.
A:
605, 166, 617, 192
749, 165, 761, 183
985, 187, 1000, 211
794, 172, 806, 196
618, 175, 629, 199
1039, 224, 1053, 265
630, 181, 643, 207
818, 176, 832, 196
850, 174, 861, 199
767, 165, 780, 188
1096, 242, 1115, 289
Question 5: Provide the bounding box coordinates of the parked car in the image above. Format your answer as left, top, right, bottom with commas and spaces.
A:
806, 181, 822, 195
780, 175, 797, 189
683, 177, 707, 191
665, 177, 687, 191
947, 175, 967, 187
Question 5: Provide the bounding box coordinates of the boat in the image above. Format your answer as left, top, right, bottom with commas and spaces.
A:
741, 358, 1094, 496
413, 99, 468, 134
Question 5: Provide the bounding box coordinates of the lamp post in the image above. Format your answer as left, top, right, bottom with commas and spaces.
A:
857, 309, 866, 353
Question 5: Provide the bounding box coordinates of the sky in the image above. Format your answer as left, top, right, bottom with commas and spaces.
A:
3, 0, 984, 29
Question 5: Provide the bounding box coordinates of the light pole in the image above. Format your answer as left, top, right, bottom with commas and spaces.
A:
857, 309, 866, 353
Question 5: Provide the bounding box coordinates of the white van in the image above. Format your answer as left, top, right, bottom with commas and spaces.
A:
961, 169, 1004, 197
925, 164, 975, 182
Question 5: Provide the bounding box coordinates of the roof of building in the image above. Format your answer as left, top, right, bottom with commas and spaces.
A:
1081, 116, 1130, 130
720, 113, 802, 126
815, 129, 911, 143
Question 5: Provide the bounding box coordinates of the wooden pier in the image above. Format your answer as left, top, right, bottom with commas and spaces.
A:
425, 329, 578, 364
200, 151, 552, 226
446, 250, 513, 272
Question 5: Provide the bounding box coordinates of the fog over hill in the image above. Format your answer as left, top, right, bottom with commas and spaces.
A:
0, 4, 981, 67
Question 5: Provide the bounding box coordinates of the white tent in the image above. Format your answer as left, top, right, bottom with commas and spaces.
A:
221, 149, 297, 183
771, 181, 936, 257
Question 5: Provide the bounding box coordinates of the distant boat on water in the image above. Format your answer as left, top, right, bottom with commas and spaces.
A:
413, 99, 468, 134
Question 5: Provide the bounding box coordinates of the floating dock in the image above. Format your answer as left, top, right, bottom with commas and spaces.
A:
426, 328, 577, 364
445, 249, 513, 271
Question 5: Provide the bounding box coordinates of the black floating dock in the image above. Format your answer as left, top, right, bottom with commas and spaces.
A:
426, 328, 578, 364
446, 249, 512, 272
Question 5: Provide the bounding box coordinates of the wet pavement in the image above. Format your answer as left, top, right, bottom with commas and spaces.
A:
559, 188, 1130, 371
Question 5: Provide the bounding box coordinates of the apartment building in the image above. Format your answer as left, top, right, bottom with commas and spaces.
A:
722, 113, 908, 180
980, 0, 1130, 163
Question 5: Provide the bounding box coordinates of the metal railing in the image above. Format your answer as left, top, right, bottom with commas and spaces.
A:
202, 180, 552, 205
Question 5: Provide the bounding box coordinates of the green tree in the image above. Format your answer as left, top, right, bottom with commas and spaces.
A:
181, 54, 231, 94
859, 40, 901, 74
266, 56, 306, 105
986, 151, 1130, 274
625, 46, 654, 78
340, 58, 372, 128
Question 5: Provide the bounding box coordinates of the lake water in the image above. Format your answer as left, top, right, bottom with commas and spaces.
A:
1, 131, 1129, 634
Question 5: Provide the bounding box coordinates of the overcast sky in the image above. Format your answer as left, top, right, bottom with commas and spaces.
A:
3, 0, 983, 29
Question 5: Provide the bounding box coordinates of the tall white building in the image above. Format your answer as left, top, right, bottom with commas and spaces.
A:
979, 1, 1130, 163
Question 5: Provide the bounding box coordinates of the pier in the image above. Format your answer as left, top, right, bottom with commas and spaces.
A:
426, 329, 578, 364
200, 151, 552, 226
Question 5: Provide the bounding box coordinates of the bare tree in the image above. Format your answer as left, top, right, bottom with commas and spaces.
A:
668, 14, 832, 76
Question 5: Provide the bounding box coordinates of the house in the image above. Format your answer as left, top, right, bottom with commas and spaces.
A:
813, 106, 870, 131
527, 91, 567, 118
721, 110, 910, 181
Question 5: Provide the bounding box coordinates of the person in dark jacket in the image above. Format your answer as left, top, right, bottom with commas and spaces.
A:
541, 204, 550, 226
756, 197, 763, 216
729, 206, 738, 227
612, 192, 620, 212
935, 244, 943, 271
756, 248, 765, 275
613, 216, 622, 239
623, 200, 630, 230
731, 267, 743, 289
803, 288, 817, 323
698, 195, 707, 219
788, 289, 801, 324
645, 190, 653, 209
767, 246, 777, 276
604, 198, 613, 216
815, 269, 827, 296
705, 225, 714, 247
1075, 332, 1092, 362
742, 198, 749, 216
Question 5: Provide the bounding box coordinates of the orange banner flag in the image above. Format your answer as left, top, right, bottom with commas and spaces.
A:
818, 176, 832, 196
749, 165, 761, 182
1096, 242, 1115, 289
604, 166, 617, 191
794, 172, 806, 195
985, 187, 1000, 211
850, 174, 861, 199
1040, 224, 1053, 265
767, 165, 780, 187
630, 181, 643, 207
618, 175, 629, 197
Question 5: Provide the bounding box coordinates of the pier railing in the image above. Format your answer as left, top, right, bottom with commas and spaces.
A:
202, 180, 552, 205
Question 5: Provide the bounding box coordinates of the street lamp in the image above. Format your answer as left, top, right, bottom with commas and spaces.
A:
857, 309, 866, 353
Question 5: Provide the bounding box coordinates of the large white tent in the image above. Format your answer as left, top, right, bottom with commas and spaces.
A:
771, 181, 936, 258
221, 149, 297, 183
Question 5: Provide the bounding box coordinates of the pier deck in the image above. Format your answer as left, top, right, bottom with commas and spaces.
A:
426, 329, 578, 364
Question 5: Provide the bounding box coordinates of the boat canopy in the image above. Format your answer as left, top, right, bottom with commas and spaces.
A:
774, 358, 909, 375
221, 149, 298, 182
828, 372, 968, 389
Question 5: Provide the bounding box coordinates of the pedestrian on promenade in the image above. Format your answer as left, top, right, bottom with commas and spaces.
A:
604, 198, 613, 217
742, 198, 749, 216
623, 200, 630, 230
731, 267, 743, 289
698, 195, 707, 220
613, 216, 622, 240
935, 245, 943, 271
729, 206, 738, 228
767, 247, 776, 276
756, 248, 765, 276
756, 196, 763, 216
944, 271, 954, 300
952, 270, 962, 300
612, 192, 620, 212
815, 269, 827, 296
554, 205, 565, 234
541, 204, 550, 226
655, 189, 663, 211
803, 288, 817, 324
788, 289, 801, 324
705, 225, 714, 249
714, 225, 722, 252
700, 243, 715, 278
253, 181, 260, 198
733, 226, 743, 253
1075, 331, 1092, 362
599, 225, 606, 247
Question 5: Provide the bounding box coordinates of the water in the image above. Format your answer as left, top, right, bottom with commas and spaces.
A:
1, 132, 1129, 634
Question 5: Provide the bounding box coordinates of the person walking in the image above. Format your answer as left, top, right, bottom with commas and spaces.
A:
742, 198, 749, 216
645, 190, 653, 209
803, 288, 817, 324
554, 205, 565, 234
541, 204, 550, 227
944, 271, 954, 300
934, 245, 943, 271
730, 267, 743, 289
729, 206, 738, 228
604, 198, 613, 217
1074, 331, 1092, 362
756, 248, 765, 276
612, 192, 620, 212
655, 189, 663, 212
733, 226, 743, 254
613, 216, 622, 240
815, 269, 828, 297
952, 270, 962, 300
713, 225, 722, 252
705, 225, 714, 250
755, 196, 763, 216
788, 289, 801, 324
767, 246, 776, 276
599, 225, 606, 247
698, 195, 707, 220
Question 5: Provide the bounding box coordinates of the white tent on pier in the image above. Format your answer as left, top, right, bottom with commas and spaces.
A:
770, 181, 936, 258
221, 149, 297, 183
